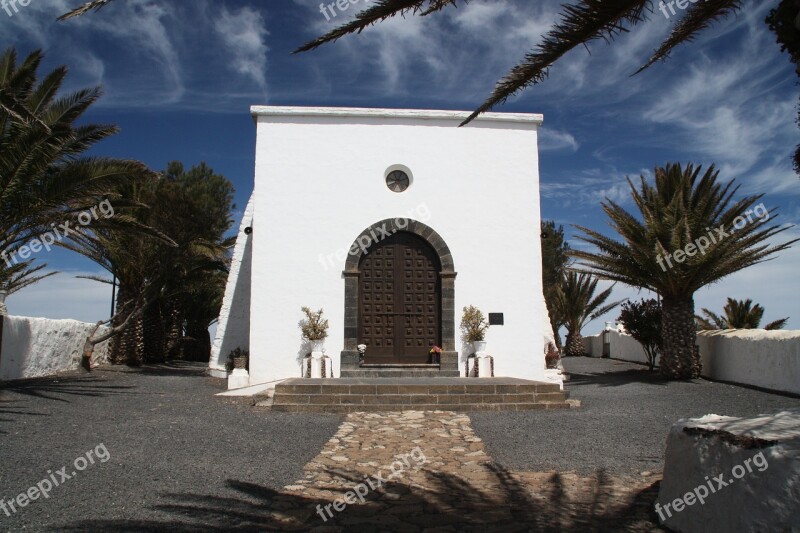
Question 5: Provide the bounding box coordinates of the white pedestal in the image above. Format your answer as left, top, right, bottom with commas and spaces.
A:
227, 368, 250, 390
310, 352, 324, 378
477, 355, 492, 378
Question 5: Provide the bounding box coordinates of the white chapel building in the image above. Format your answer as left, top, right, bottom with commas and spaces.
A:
209, 106, 556, 388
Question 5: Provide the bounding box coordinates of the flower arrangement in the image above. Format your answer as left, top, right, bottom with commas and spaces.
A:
460, 305, 489, 342
300, 307, 329, 341
358, 344, 367, 363
429, 345, 442, 364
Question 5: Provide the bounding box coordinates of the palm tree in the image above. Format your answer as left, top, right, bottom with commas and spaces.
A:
0, 47, 154, 293
65, 162, 235, 365
541, 220, 571, 350
553, 271, 625, 357
571, 163, 797, 379
697, 298, 789, 330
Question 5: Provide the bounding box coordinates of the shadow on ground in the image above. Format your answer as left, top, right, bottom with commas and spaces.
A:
56, 462, 663, 532
0, 374, 138, 403
0, 360, 208, 405
94, 360, 210, 377
565, 359, 675, 389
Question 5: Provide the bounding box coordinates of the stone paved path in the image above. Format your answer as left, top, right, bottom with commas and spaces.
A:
266, 410, 664, 532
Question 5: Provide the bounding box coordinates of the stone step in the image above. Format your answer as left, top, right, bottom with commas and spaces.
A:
273, 392, 567, 406
269, 403, 571, 413
340, 369, 461, 378
341, 363, 459, 378
263, 377, 571, 413
277, 382, 564, 395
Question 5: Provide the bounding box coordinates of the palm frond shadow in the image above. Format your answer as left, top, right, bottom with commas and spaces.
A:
0, 404, 49, 433
57, 462, 662, 532
0, 375, 138, 403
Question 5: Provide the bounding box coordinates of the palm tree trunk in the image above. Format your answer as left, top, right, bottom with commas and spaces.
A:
129, 313, 145, 366
185, 320, 211, 362
564, 331, 585, 357
549, 316, 563, 352
660, 298, 701, 379
164, 300, 182, 358
142, 301, 165, 364
110, 284, 133, 364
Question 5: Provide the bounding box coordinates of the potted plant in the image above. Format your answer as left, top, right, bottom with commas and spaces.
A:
228, 347, 249, 371
461, 305, 489, 355
300, 307, 329, 378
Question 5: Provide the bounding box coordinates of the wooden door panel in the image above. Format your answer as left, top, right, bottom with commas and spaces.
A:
359, 232, 440, 364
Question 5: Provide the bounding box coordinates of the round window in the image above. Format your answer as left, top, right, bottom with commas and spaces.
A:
386, 170, 410, 193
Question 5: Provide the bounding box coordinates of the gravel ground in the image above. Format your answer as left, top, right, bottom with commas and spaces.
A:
3, 358, 798, 531
471, 357, 800, 476
0, 363, 342, 532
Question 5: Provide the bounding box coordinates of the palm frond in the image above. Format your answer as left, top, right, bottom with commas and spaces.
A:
57, 0, 113, 21
461, 0, 650, 125
637, 0, 742, 73
294, 0, 460, 53
763, 317, 789, 330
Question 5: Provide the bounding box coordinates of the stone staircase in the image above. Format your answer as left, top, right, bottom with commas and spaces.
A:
340, 364, 460, 378
259, 377, 571, 413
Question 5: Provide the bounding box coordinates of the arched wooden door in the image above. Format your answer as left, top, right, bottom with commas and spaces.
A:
358, 232, 442, 364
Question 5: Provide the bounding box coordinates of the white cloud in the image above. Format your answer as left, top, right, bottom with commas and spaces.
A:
539, 128, 579, 152
214, 6, 269, 88
6, 0, 273, 110
541, 167, 642, 208
634, 4, 798, 196
291, 0, 559, 99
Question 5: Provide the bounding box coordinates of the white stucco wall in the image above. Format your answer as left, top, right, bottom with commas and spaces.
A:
209, 194, 254, 377
583, 328, 800, 395
582, 329, 650, 363
696, 329, 800, 395
0, 316, 111, 381
247, 106, 549, 385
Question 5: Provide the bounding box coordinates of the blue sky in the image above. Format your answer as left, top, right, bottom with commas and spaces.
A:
3, 0, 799, 333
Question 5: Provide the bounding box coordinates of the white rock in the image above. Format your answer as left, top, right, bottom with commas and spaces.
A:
657, 407, 800, 532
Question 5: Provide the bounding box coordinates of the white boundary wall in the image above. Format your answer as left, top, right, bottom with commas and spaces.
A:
0, 316, 111, 381
583, 329, 800, 395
